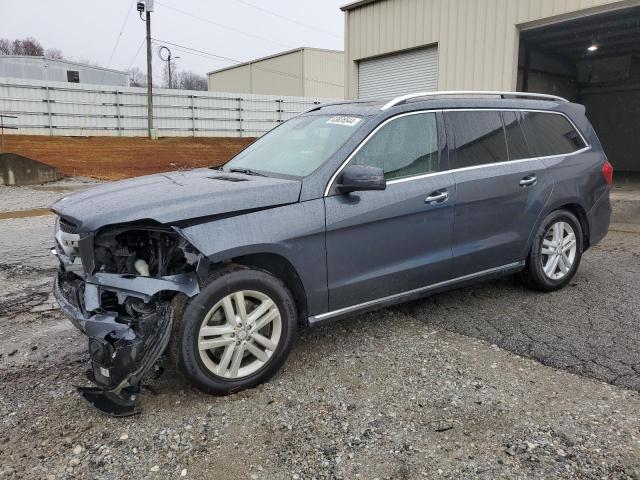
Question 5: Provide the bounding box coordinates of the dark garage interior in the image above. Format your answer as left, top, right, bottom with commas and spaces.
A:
518, 5, 640, 177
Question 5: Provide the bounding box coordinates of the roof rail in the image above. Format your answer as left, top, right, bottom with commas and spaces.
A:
380, 91, 569, 111
300, 98, 380, 115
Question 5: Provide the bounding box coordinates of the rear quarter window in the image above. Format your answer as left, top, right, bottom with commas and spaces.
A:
520, 111, 587, 157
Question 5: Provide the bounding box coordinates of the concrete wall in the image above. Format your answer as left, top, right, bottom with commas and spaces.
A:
208, 49, 344, 98
343, 0, 637, 98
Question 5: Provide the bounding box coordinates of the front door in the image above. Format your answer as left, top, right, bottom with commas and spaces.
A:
325, 111, 455, 311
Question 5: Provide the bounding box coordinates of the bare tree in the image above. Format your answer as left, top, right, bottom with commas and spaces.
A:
127, 67, 147, 87
11, 37, 44, 56
0, 39, 11, 55
76, 56, 101, 67
179, 71, 208, 91
45, 48, 65, 60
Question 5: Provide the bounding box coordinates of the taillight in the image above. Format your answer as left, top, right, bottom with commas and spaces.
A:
602, 160, 613, 186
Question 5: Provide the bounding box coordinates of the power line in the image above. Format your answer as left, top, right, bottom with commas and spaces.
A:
127, 37, 146, 70
152, 38, 344, 88
233, 0, 343, 39
107, 0, 135, 67
154, 1, 293, 49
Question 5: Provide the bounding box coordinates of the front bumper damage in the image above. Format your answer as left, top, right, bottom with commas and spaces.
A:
52, 246, 200, 416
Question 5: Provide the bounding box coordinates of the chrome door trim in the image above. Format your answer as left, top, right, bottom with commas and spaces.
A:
324, 108, 590, 195
323, 109, 441, 196
308, 261, 525, 325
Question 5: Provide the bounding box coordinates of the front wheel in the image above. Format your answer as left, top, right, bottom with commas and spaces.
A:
521, 209, 583, 292
174, 265, 298, 395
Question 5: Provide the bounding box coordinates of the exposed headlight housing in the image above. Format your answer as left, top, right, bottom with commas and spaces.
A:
54, 216, 80, 259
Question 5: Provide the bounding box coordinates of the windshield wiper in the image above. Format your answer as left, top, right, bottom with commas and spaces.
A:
229, 168, 266, 177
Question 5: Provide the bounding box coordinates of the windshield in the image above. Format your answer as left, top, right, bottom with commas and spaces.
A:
225, 114, 364, 177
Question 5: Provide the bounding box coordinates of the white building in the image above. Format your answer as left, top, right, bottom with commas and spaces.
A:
0, 56, 130, 87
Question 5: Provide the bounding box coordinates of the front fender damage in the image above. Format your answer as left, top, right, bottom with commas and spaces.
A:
52, 222, 204, 416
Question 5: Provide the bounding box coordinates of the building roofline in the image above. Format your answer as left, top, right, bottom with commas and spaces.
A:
341, 0, 381, 11
0, 55, 128, 75
207, 47, 343, 76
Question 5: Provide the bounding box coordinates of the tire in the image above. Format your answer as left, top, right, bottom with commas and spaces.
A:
521, 209, 583, 292
174, 265, 298, 395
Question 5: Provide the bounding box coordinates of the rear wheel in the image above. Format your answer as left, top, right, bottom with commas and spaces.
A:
175, 266, 297, 394
521, 209, 583, 292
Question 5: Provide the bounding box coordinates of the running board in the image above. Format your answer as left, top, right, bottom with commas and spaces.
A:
308, 261, 525, 327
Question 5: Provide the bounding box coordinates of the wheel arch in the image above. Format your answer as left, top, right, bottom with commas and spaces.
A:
525, 200, 590, 259
226, 251, 309, 327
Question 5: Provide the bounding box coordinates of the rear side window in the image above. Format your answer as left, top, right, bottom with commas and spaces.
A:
446, 111, 508, 168
520, 111, 587, 157
502, 111, 535, 161
350, 112, 439, 180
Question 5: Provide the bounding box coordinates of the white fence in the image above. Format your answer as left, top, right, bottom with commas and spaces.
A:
0, 77, 338, 137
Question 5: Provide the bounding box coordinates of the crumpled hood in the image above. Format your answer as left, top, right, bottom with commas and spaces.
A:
52, 169, 302, 232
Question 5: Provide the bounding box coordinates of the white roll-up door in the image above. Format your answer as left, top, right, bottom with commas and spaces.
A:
357, 47, 438, 99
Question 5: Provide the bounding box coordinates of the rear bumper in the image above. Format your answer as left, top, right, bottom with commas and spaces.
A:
587, 188, 612, 247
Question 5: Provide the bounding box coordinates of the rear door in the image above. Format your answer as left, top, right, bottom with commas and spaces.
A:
324, 111, 455, 310
445, 109, 553, 277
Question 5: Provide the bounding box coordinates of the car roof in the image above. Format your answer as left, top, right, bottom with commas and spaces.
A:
303, 92, 575, 118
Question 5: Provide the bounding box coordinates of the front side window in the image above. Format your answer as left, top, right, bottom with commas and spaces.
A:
349, 112, 439, 181
446, 111, 508, 168
225, 114, 363, 177
520, 111, 587, 157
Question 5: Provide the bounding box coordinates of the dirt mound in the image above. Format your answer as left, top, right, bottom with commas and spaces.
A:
0, 153, 62, 186
2, 135, 255, 180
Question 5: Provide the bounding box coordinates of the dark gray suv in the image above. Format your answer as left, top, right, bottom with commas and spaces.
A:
52, 91, 612, 415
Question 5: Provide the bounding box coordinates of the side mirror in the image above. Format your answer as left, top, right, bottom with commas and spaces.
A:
337, 165, 386, 193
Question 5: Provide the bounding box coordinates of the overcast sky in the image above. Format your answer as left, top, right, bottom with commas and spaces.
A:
1, 0, 346, 80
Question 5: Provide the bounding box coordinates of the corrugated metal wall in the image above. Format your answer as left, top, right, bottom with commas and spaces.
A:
357, 46, 438, 98
0, 56, 130, 87
344, 0, 636, 98
208, 49, 344, 98
0, 77, 338, 137
303, 49, 345, 98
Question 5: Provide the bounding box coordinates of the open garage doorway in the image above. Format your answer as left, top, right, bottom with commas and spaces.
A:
518, 5, 640, 178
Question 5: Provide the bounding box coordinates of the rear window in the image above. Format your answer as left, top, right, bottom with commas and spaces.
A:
520, 111, 587, 157
445, 111, 508, 168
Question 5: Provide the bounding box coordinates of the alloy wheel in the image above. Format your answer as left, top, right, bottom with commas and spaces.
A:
197, 290, 282, 379
540, 221, 578, 280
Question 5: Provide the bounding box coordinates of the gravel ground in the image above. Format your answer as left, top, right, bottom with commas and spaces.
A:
397, 230, 640, 391
0, 178, 99, 213
0, 181, 639, 479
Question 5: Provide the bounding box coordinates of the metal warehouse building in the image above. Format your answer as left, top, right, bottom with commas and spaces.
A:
207, 48, 344, 98
0, 56, 130, 87
342, 0, 640, 172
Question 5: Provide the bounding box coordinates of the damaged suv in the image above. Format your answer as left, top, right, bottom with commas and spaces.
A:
52, 91, 612, 415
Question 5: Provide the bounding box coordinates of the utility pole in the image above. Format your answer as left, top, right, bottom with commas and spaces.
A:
158, 46, 174, 89
138, 0, 155, 139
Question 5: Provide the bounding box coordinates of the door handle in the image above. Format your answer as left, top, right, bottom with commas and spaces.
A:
425, 191, 449, 204
519, 175, 537, 187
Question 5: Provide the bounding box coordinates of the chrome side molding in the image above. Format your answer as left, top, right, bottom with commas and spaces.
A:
308, 261, 526, 325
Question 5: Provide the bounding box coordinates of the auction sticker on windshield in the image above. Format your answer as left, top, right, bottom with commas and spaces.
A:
326, 116, 362, 127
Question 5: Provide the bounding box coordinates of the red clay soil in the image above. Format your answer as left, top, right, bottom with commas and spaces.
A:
1, 135, 256, 180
